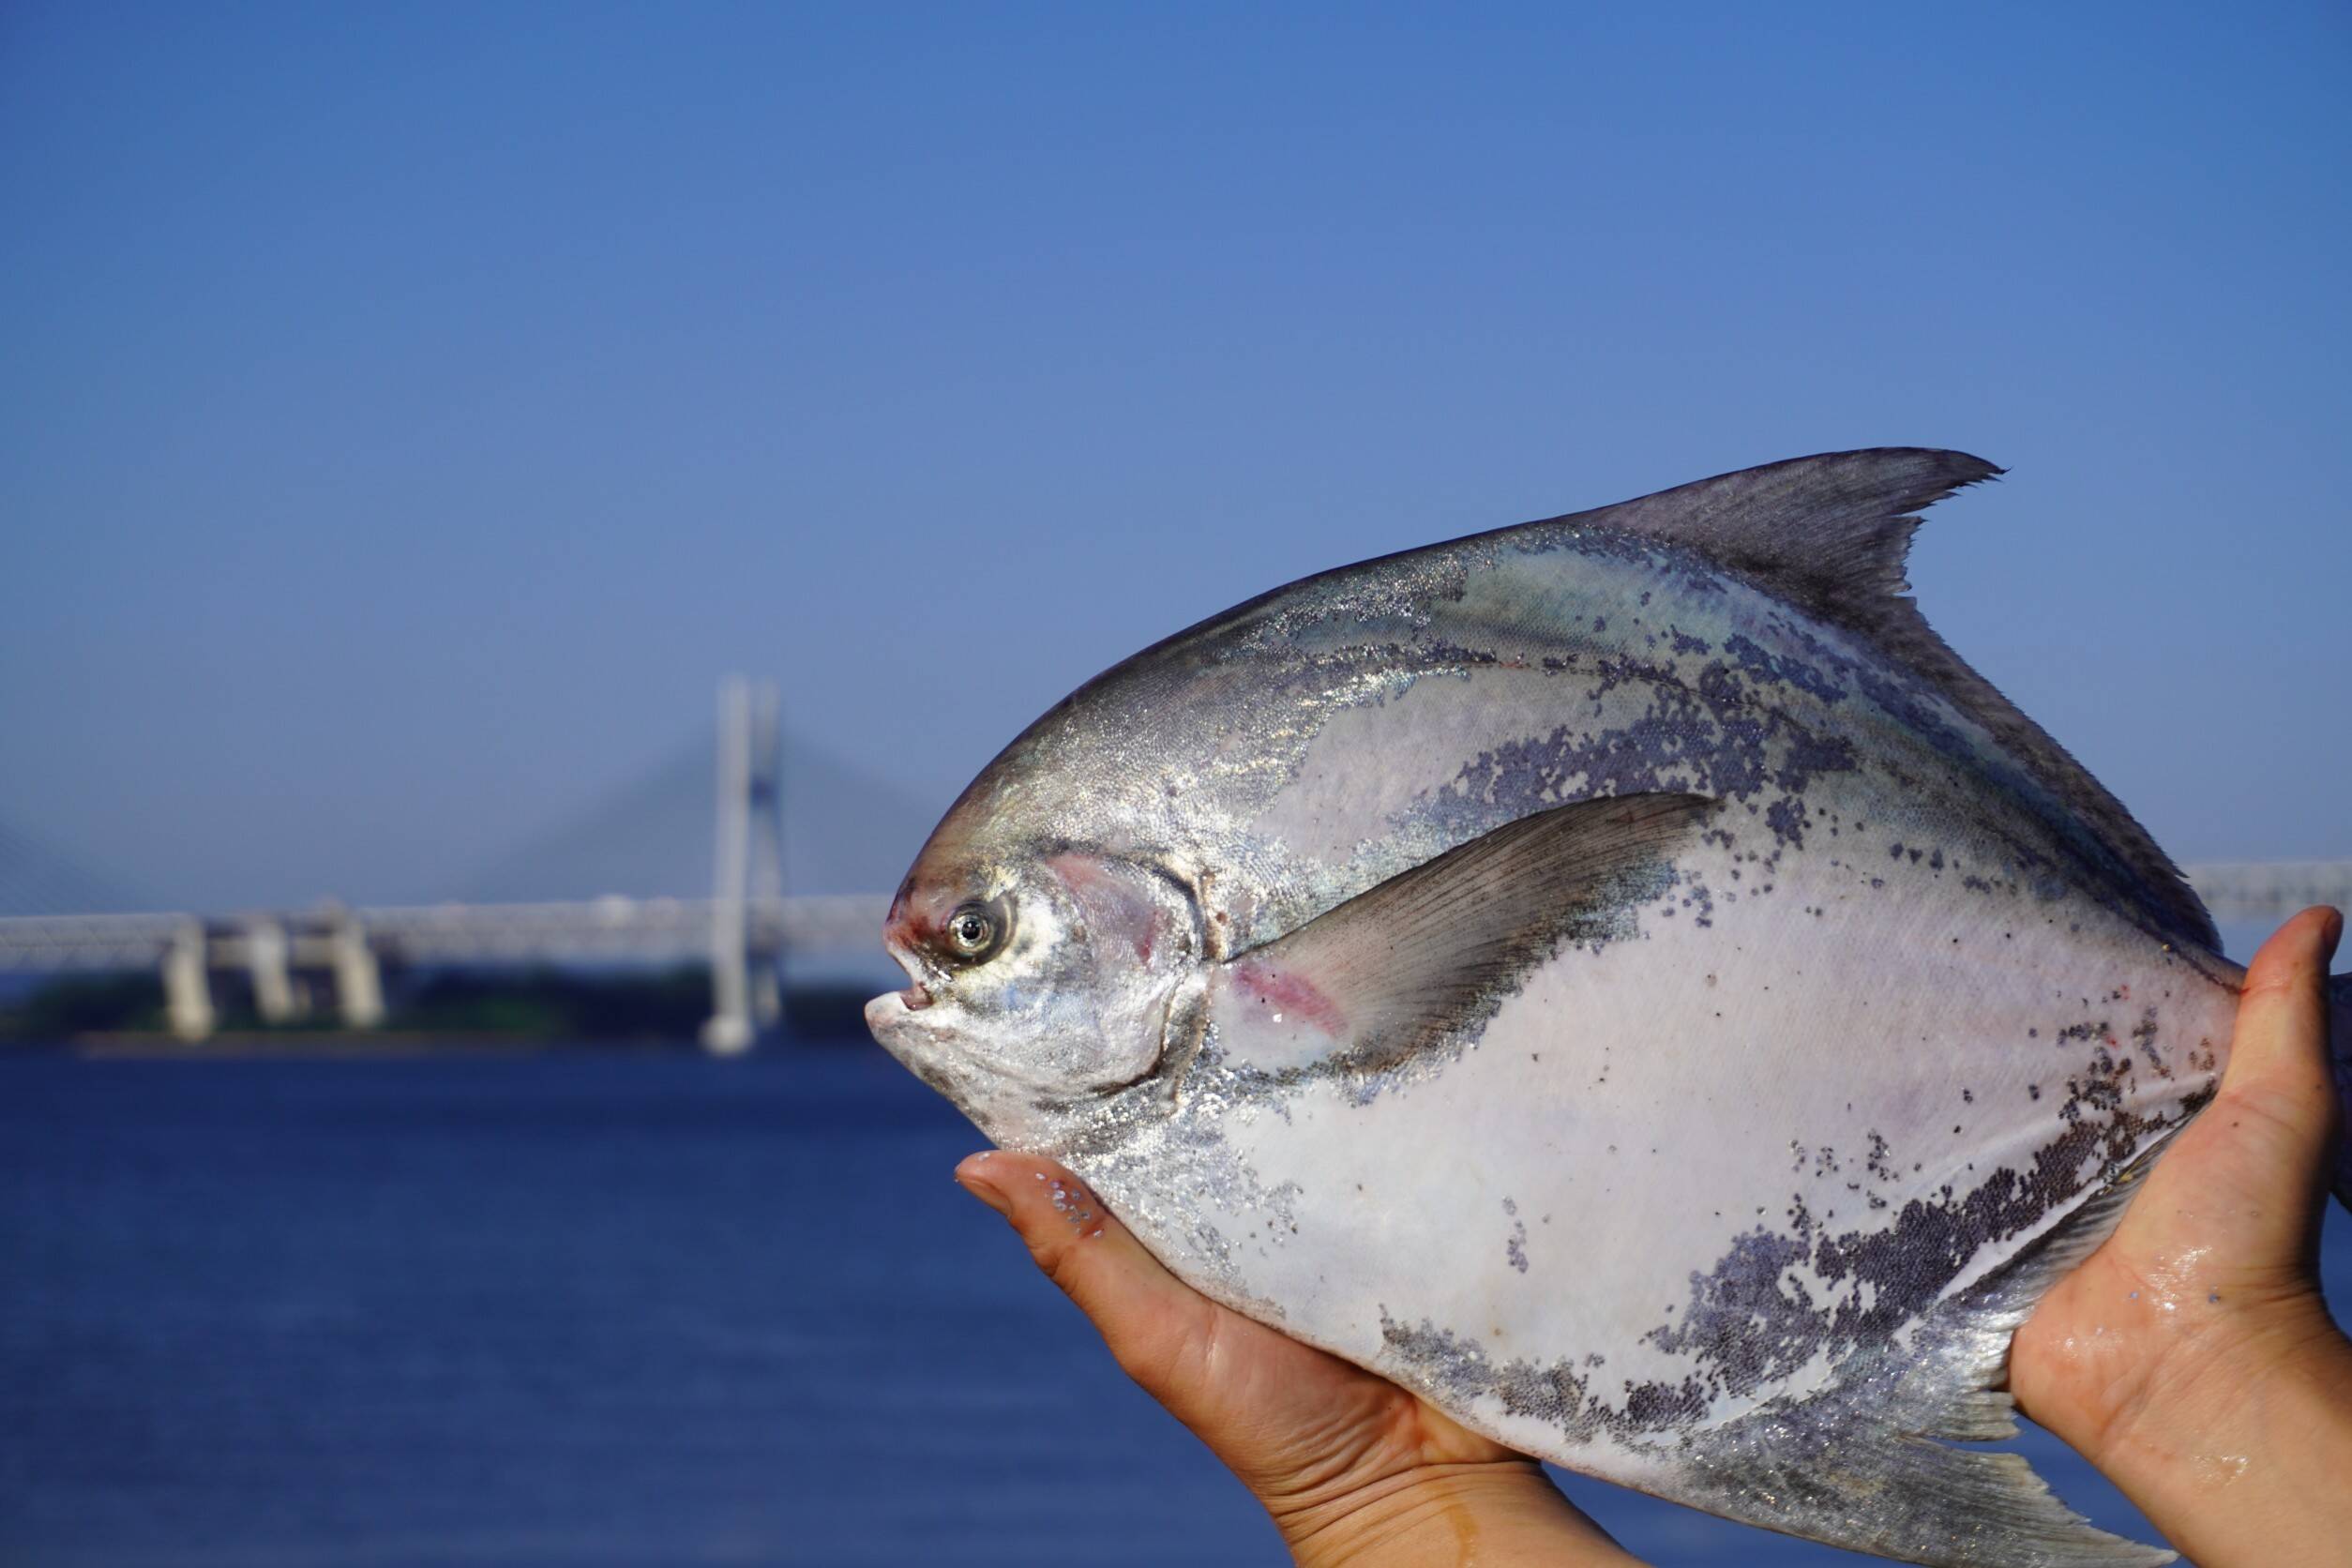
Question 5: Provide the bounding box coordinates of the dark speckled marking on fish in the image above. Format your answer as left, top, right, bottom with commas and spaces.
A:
1410, 633, 1866, 860
1637, 1079, 2210, 1414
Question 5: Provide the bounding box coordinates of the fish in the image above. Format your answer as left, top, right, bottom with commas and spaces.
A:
866, 449, 2352, 1566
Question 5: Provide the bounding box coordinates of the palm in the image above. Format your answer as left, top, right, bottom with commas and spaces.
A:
2012, 1109, 2316, 1457
2012, 907, 2343, 1466
956, 1151, 1515, 1505
1138, 1264, 1519, 1502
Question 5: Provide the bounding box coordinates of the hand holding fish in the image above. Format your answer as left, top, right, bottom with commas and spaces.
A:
880, 451, 2352, 1563
2013, 906, 2352, 1568
955, 1151, 1641, 1566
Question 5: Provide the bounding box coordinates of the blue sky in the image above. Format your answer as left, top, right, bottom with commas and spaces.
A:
2, 2, 2345, 910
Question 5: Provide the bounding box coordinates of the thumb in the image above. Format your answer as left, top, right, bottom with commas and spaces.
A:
955, 1151, 1216, 1397
2165, 906, 2347, 1280
2216, 907, 2343, 1201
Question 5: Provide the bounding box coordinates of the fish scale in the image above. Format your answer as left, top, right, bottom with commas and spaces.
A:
867, 449, 2351, 1567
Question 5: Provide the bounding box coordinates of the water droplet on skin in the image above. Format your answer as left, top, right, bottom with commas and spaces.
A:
2195, 1453, 2250, 1487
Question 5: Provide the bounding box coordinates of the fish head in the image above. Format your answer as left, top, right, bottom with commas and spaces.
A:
866, 829, 1204, 1150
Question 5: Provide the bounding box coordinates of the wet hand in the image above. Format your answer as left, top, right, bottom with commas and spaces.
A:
955, 1152, 1643, 1567
2012, 907, 2352, 1568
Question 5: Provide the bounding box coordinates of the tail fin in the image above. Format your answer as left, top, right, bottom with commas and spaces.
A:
2331, 973, 2351, 1213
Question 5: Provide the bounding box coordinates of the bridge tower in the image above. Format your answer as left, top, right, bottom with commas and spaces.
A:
701, 676, 784, 1054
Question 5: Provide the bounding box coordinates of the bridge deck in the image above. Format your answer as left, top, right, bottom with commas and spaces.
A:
0, 896, 889, 972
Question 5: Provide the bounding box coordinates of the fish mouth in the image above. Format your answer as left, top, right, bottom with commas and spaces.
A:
863, 982, 964, 1104
863, 982, 936, 1067
863, 988, 916, 1044
867, 937, 934, 1036
878, 979, 933, 1012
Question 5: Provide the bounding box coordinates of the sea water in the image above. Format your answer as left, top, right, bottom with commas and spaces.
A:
2, 1046, 2345, 1567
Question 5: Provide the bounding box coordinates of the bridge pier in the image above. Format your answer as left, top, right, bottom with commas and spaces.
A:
753, 961, 782, 1032
163, 920, 215, 1041
329, 913, 384, 1030
246, 918, 299, 1024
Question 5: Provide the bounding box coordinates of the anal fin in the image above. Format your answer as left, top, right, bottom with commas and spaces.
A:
1670, 1140, 2179, 1566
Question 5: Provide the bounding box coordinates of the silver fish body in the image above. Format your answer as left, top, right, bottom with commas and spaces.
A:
867, 451, 2285, 1566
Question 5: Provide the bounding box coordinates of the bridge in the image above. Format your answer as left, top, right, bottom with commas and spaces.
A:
0, 680, 919, 1053
1, 683, 2346, 1052
0, 894, 891, 1050
2179, 862, 2352, 927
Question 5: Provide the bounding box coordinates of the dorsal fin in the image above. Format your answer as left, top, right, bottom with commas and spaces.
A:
1539, 448, 2217, 952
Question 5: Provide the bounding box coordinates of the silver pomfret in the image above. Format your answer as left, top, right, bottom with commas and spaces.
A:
867, 450, 2352, 1567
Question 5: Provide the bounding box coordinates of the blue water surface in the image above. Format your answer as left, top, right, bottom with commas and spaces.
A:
2, 1047, 2345, 1567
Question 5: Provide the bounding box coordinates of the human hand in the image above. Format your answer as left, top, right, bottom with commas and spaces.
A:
2011, 907, 2352, 1568
954, 1153, 1642, 1567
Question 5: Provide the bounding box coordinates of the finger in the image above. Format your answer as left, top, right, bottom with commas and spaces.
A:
2216, 906, 2344, 1182
955, 1150, 1216, 1395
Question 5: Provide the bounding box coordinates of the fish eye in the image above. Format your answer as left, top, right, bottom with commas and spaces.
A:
943, 903, 1001, 961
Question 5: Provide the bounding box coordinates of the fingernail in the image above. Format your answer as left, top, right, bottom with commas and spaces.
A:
957, 1157, 1011, 1217
2319, 906, 2344, 961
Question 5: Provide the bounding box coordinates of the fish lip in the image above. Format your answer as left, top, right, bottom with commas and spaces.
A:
863, 982, 934, 1055
863, 985, 933, 1024
874, 934, 935, 1013
863, 989, 913, 1043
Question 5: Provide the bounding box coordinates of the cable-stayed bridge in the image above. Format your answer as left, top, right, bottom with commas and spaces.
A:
0, 680, 930, 1052
1, 684, 2346, 1052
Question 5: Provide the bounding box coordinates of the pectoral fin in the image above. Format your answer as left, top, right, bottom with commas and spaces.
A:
1207, 792, 1716, 1081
